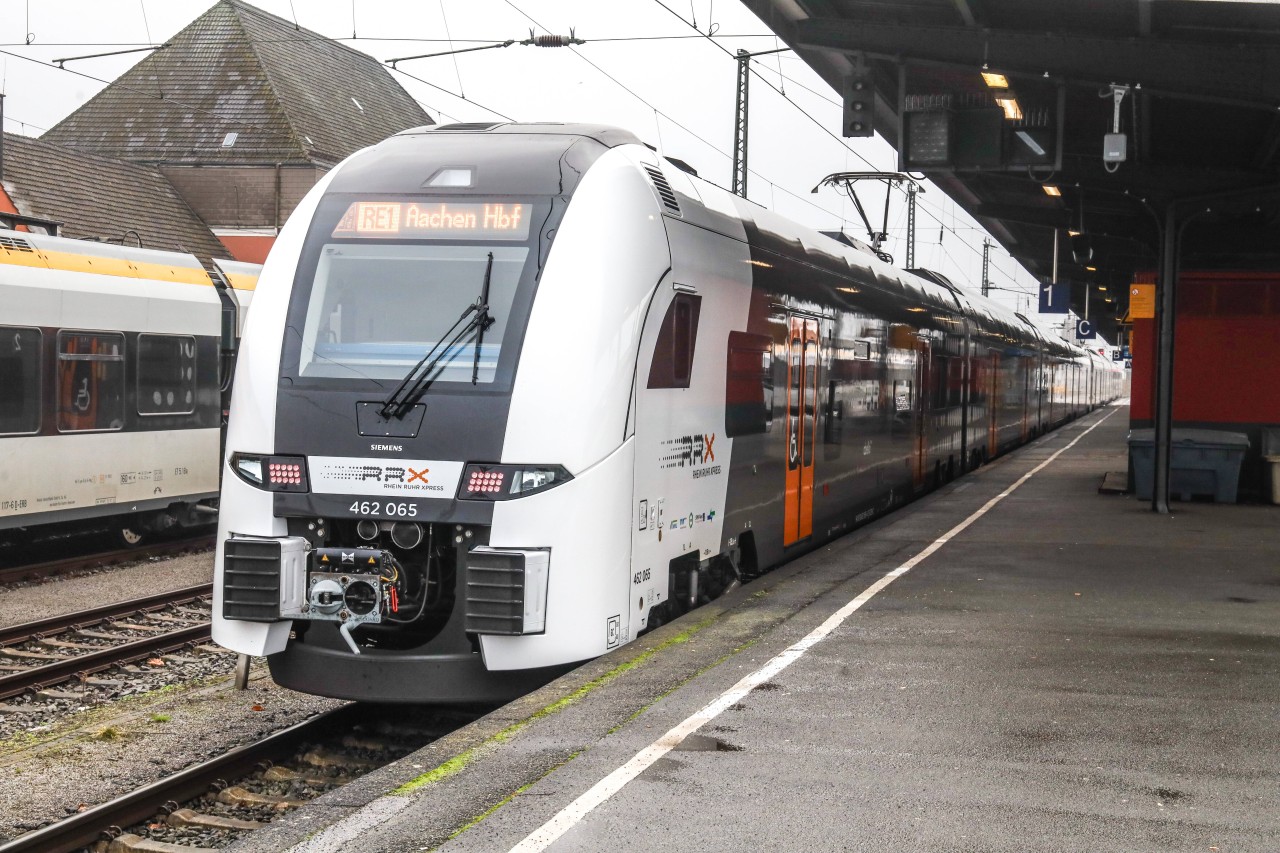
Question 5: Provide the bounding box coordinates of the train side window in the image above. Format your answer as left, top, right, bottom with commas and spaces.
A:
0, 326, 42, 435
56, 331, 125, 432
725, 331, 772, 436
138, 334, 197, 415
647, 293, 702, 389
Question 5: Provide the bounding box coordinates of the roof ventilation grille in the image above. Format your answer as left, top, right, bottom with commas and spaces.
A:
0, 235, 35, 253
433, 122, 504, 132
643, 164, 681, 215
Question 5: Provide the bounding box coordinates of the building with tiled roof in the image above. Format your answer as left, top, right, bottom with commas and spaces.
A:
0, 132, 230, 263
41, 0, 432, 263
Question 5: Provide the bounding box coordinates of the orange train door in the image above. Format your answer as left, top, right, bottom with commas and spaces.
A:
783, 316, 819, 546
912, 336, 930, 488
987, 349, 999, 458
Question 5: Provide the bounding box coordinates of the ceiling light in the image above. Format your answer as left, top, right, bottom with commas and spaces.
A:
994, 96, 1022, 121
1042, 185, 1062, 197
1085, 265, 1097, 271
1097, 285, 1107, 291
1067, 229, 1081, 237
981, 71, 1009, 89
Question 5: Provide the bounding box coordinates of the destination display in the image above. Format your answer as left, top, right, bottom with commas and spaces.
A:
332, 201, 530, 240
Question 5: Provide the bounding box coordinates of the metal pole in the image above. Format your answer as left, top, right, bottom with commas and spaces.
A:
732, 49, 750, 198
1052, 229, 1059, 285
906, 183, 917, 268
981, 238, 991, 297
0, 93, 5, 183
1152, 203, 1178, 514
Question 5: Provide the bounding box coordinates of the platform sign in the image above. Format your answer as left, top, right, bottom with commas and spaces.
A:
1129, 283, 1155, 318
1039, 280, 1070, 314
1076, 319, 1096, 340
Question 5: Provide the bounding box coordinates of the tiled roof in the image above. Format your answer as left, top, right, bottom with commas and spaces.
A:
42, 0, 430, 166
1, 132, 229, 263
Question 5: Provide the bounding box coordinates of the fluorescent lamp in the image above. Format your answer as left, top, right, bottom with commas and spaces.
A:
994, 96, 1023, 121
981, 71, 1009, 89
1015, 130, 1046, 156
1042, 185, 1062, 197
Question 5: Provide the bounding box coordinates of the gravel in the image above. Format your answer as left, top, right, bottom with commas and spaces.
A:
0, 659, 343, 842
0, 548, 344, 844
0, 549, 214, 628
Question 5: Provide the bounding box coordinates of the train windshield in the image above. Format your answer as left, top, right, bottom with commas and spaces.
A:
284, 196, 551, 390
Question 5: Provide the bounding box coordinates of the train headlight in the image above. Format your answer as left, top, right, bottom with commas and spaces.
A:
231, 453, 310, 493
458, 464, 572, 501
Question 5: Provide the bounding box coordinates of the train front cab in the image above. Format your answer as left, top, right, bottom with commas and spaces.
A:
214, 128, 691, 702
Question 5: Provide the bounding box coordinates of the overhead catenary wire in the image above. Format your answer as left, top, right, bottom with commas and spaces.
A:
648, 0, 1037, 295
387, 64, 515, 122
493, 0, 849, 225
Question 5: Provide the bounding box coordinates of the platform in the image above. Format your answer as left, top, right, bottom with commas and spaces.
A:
234, 404, 1280, 853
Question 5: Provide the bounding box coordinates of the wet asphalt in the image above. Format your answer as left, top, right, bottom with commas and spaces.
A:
236, 406, 1280, 853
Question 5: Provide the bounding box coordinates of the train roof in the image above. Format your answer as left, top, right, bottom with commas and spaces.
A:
0, 227, 257, 293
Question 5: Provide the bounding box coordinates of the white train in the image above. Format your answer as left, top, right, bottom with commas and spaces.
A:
0, 230, 257, 545
212, 123, 1123, 702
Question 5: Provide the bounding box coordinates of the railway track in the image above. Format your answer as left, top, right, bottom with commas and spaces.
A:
0, 585, 215, 702
0, 536, 215, 586
0, 704, 480, 853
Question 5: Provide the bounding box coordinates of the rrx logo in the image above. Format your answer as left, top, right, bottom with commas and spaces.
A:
353, 466, 429, 483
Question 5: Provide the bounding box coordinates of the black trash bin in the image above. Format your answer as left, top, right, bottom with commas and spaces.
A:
1127, 428, 1249, 503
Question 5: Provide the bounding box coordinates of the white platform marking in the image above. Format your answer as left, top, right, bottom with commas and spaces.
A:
508, 408, 1118, 853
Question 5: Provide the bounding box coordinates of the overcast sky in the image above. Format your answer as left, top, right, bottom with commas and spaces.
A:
0, 0, 1091, 336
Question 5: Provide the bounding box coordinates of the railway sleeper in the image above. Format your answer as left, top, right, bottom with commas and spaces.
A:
340, 733, 396, 752
215, 785, 306, 809
106, 622, 173, 633
36, 638, 99, 651
75, 628, 136, 641
299, 747, 379, 770
98, 832, 217, 853
261, 764, 351, 786
0, 647, 64, 661
166, 807, 264, 831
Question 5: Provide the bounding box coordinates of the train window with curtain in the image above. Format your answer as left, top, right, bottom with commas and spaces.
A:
647, 293, 702, 389
0, 326, 42, 435
137, 334, 197, 416
56, 331, 125, 432
725, 331, 772, 436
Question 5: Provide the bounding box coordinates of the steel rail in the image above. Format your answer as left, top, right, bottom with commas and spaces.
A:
0, 584, 213, 647
0, 705, 358, 853
0, 535, 215, 585
0, 623, 212, 701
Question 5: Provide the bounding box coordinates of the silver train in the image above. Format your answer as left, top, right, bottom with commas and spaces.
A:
0, 230, 256, 546
212, 123, 1124, 702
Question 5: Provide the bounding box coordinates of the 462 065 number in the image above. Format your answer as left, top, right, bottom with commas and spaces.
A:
348, 501, 418, 517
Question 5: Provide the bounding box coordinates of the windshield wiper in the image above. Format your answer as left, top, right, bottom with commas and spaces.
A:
379, 252, 496, 420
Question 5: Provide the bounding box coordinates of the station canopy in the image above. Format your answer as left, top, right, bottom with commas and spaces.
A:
742, 0, 1280, 341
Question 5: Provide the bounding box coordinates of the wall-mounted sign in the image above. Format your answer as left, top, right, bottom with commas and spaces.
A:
1129, 283, 1156, 319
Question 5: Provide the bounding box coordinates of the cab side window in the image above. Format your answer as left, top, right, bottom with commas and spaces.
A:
647, 293, 701, 389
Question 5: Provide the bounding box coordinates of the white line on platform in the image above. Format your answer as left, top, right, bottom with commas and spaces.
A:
508, 407, 1118, 853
